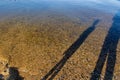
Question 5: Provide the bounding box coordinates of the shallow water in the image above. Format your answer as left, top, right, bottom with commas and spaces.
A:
0, 0, 120, 80
0, 0, 120, 23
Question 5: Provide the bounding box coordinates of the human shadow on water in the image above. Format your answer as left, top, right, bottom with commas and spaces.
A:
7, 67, 24, 80
90, 11, 120, 80
41, 19, 100, 80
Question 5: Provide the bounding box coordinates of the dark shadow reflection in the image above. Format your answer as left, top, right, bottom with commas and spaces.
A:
90, 11, 120, 80
42, 19, 100, 80
7, 67, 24, 80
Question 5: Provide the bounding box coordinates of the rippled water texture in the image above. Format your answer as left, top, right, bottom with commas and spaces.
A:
0, 0, 120, 22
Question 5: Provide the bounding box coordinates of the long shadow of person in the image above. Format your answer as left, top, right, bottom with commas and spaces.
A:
90, 11, 120, 80
7, 67, 24, 80
42, 19, 100, 80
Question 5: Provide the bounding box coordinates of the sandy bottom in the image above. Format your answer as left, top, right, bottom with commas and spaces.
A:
0, 15, 120, 80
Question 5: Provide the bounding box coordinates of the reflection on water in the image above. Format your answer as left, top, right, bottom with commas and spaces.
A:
0, 0, 120, 21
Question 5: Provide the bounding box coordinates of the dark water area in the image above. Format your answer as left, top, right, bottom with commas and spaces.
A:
0, 0, 120, 26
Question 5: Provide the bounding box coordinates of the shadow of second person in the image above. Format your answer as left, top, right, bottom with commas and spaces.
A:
90, 11, 120, 80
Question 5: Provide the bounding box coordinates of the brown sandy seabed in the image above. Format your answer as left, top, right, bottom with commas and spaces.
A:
0, 13, 120, 80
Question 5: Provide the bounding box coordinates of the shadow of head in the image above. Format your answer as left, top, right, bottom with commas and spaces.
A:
87, 19, 100, 32
7, 67, 24, 80
92, 19, 100, 28
112, 10, 120, 32
113, 10, 120, 21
